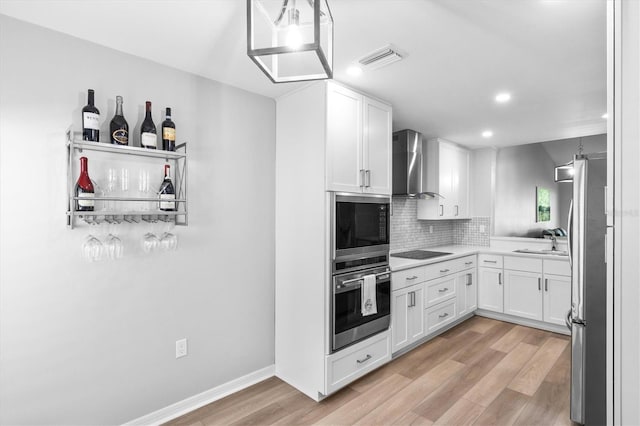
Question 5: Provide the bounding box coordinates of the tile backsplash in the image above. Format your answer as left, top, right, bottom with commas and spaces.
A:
390, 197, 490, 251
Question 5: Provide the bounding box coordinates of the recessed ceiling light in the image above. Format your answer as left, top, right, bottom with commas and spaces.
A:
346, 65, 363, 77
602, 113, 608, 119
482, 130, 493, 138
495, 92, 511, 103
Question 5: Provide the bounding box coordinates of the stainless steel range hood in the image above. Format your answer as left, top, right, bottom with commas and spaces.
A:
392, 129, 442, 198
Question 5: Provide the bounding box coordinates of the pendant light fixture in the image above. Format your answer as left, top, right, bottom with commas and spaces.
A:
247, 0, 334, 83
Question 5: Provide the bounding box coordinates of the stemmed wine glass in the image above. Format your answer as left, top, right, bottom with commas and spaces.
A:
105, 233, 124, 260
82, 235, 104, 262
160, 231, 178, 251
142, 232, 160, 253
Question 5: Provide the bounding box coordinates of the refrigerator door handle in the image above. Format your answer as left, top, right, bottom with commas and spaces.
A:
571, 158, 586, 321
567, 199, 573, 268
570, 322, 586, 424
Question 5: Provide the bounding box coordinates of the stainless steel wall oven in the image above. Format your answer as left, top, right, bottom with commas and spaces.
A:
330, 193, 391, 352
331, 265, 391, 352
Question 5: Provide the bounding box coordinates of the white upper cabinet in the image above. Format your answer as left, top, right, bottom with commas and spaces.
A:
417, 138, 470, 219
326, 82, 392, 195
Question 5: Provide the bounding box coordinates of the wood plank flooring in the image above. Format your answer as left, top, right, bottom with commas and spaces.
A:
165, 317, 575, 426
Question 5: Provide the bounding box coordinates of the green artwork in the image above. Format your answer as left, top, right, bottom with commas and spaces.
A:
537, 187, 551, 222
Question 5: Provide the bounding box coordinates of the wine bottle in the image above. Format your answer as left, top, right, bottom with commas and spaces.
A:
82, 89, 100, 142
140, 101, 157, 149
110, 95, 129, 145
161, 107, 176, 151
75, 156, 95, 211
158, 164, 176, 211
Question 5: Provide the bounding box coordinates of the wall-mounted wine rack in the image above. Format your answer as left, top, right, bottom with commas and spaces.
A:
65, 129, 188, 229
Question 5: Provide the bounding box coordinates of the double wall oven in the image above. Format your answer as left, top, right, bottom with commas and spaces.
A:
330, 193, 391, 353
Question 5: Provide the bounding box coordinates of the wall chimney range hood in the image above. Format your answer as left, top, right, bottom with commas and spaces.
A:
392, 129, 443, 199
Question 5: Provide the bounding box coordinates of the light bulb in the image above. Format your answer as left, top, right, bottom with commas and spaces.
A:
286, 24, 303, 49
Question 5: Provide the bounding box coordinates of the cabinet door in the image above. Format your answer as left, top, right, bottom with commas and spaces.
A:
453, 147, 469, 218
504, 270, 543, 321
326, 84, 363, 192
362, 97, 392, 195
478, 267, 503, 313
409, 286, 425, 343
438, 142, 455, 217
391, 288, 410, 353
543, 273, 571, 326
457, 270, 477, 317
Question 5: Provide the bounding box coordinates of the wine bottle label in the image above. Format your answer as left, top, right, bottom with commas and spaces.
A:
112, 129, 128, 145
159, 193, 176, 210
83, 112, 100, 130
78, 193, 95, 207
141, 132, 157, 148
163, 128, 176, 141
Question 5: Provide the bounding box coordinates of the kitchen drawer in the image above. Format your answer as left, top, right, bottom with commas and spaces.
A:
325, 331, 391, 394
504, 256, 542, 273
478, 254, 503, 268
453, 255, 476, 271
544, 259, 570, 276
425, 299, 457, 334
424, 259, 458, 280
392, 266, 426, 291
425, 275, 456, 307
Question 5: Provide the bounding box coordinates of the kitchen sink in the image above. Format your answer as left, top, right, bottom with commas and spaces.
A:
513, 249, 569, 256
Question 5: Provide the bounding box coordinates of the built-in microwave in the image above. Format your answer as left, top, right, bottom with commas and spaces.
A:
331, 193, 390, 273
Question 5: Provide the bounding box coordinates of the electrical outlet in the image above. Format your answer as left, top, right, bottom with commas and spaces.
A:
429, 225, 433, 234
176, 338, 187, 359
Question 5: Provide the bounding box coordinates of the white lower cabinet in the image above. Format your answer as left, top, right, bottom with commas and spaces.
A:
543, 273, 571, 326
425, 298, 457, 334
457, 270, 477, 317
478, 266, 504, 312
325, 331, 391, 395
391, 283, 425, 353
504, 269, 543, 321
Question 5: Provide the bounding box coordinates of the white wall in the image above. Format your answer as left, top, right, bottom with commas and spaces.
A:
494, 143, 562, 237
0, 16, 275, 424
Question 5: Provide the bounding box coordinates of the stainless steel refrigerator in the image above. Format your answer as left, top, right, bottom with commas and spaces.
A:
565, 152, 607, 425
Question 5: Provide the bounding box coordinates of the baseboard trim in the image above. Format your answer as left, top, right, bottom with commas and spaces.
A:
475, 309, 570, 335
123, 364, 276, 426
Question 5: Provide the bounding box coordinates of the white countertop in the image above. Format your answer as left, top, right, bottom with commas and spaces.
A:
389, 245, 569, 271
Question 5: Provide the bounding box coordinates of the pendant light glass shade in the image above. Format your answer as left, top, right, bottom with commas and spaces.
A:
247, 0, 333, 83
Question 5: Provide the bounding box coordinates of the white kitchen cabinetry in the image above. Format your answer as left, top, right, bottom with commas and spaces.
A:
417, 138, 470, 219
478, 254, 504, 313
326, 83, 392, 195
325, 330, 391, 395
275, 82, 394, 400
543, 274, 571, 325
391, 283, 425, 353
504, 269, 543, 321
543, 259, 571, 326
457, 269, 477, 317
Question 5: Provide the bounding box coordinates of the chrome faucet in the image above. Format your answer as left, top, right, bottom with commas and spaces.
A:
551, 235, 557, 251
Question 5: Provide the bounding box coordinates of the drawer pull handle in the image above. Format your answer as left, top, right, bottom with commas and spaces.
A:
407, 276, 418, 280
545, 278, 548, 292
484, 260, 498, 264
438, 287, 449, 293
438, 313, 449, 319
465, 262, 473, 266
498, 273, 502, 285
440, 269, 450, 273
357, 354, 372, 364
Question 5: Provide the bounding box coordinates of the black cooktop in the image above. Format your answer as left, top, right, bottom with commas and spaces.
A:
390, 250, 453, 260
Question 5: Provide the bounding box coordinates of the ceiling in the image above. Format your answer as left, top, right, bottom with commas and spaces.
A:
0, 0, 607, 149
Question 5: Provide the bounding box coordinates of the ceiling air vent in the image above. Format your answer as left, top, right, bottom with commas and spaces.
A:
358, 45, 404, 70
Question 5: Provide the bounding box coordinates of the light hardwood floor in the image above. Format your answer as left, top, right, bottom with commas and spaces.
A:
166, 317, 575, 426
